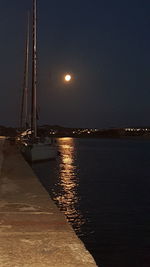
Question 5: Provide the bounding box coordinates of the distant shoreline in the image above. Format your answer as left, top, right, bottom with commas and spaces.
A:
1, 125, 150, 141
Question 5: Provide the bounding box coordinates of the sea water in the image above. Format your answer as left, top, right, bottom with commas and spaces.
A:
32, 138, 150, 267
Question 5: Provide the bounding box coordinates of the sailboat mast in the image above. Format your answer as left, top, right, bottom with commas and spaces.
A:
24, 12, 30, 128
31, 0, 37, 138
20, 12, 30, 130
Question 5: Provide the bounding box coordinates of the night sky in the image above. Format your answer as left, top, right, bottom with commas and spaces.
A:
0, 0, 150, 128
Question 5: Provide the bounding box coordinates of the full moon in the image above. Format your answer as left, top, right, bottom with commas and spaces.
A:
65, 74, 71, 82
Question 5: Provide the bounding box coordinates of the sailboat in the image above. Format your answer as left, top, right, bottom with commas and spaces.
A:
22, 0, 57, 162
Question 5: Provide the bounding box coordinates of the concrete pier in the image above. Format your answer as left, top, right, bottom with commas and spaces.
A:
0, 140, 97, 267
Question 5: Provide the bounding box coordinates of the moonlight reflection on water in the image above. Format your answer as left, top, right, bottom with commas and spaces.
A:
52, 138, 85, 233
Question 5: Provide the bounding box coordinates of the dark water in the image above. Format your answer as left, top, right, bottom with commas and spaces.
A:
32, 138, 150, 267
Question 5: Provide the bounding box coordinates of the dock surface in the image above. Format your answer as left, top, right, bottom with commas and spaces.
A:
0, 140, 97, 267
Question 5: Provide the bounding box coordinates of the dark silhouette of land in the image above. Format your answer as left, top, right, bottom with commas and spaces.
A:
1, 125, 150, 139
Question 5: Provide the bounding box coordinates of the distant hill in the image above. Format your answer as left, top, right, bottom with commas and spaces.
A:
1, 124, 150, 138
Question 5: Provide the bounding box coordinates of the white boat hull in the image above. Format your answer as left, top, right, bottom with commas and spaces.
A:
23, 143, 57, 162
